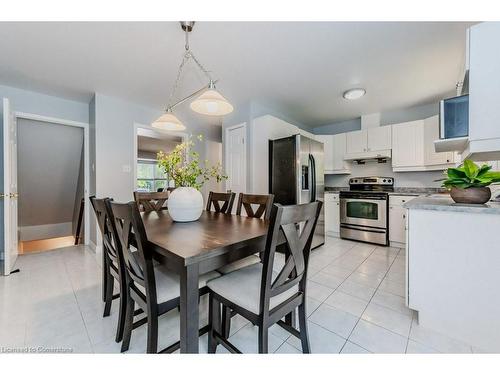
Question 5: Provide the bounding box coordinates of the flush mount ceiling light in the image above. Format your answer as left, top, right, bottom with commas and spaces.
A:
343, 88, 366, 100
152, 21, 234, 131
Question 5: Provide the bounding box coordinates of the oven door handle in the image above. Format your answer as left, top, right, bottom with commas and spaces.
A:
340, 224, 387, 234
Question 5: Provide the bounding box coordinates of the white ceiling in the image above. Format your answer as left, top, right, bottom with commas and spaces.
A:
0, 22, 474, 128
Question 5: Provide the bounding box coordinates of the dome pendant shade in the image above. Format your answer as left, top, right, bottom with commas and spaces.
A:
190, 89, 234, 116
151, 111, 186, 131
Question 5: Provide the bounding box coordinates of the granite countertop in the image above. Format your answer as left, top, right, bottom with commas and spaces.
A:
404, 196, 500, 215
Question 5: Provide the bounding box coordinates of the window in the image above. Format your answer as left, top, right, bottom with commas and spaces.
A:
137, 160, 170, 192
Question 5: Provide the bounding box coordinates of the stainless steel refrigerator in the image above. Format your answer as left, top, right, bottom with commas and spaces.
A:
269, 134, 325, 249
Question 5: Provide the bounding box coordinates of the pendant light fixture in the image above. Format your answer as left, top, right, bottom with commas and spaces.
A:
152, 21, 233, 131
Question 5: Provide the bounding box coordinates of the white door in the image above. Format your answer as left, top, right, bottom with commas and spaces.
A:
225, 124, 246, 203
367, 126, 392, 151
346, 130, 367, 154
3, 98, 18, 275
389, 205, 406, 244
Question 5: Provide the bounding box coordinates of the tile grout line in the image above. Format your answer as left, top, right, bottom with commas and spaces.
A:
339, 247, 403, 353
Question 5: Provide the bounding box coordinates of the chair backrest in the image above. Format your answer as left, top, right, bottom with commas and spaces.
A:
108, 201, 156, 299
206, 191, 236, 214
133, 191, 169, 213
259, 201, 323, 315
89, 196, 120, 265
236, 193, 274, 220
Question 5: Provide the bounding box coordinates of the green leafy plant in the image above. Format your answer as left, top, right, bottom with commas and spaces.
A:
437, 159, 500, 189
157, 134, 227, 190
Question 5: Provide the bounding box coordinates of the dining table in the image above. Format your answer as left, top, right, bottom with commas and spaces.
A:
141, 209, 271, 353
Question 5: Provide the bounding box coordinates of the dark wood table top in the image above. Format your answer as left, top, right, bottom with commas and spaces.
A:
141, 210, 269, 266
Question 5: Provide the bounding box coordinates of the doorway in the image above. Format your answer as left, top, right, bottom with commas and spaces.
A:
224, 123, 247, 196
17, 118, 85, 254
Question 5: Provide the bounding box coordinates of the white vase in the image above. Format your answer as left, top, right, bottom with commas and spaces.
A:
167, 187, 204, 222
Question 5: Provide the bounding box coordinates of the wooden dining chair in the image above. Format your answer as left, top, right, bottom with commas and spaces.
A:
217, 193, 275, 336
206, 191, 236, 214
89, 196, 127, 343
108, 201, 221, 353
207, 201, 323, 353
133, 191, 169, 213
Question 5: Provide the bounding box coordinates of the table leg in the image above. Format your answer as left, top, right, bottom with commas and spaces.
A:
180, 263, 200, 353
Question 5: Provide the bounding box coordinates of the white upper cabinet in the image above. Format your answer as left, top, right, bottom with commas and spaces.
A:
424, 115, 455, 166
345, 127, 392, 159
392, 120, 425, 169
367, 126, 392, 152
346, 130, 367, 154
392, 116, 456, 171
316, 134, 350, 174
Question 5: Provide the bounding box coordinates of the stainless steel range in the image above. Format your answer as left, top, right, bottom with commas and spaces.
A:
339, 177, 394, 246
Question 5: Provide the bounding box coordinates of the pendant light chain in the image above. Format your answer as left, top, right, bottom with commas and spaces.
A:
167, 26, 215, 110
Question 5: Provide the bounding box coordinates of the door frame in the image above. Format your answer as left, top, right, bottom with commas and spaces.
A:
132, 122, 188, 191
224, 122, 247, 193
14, 111, 90, 247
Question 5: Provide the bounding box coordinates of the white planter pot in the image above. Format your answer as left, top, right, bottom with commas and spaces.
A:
167, 187, 204, 222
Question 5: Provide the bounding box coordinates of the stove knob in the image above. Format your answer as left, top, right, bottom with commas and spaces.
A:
383, 179, 387, 182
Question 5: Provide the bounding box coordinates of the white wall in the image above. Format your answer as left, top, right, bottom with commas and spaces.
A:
94, 93, 222, 202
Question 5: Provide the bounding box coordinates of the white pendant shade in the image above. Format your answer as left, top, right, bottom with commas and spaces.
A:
151, 111, 186, 131
190, 89, 234, 116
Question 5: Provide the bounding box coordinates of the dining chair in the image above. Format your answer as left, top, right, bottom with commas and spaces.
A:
89, 196, 127, 343
133, 191, 169, 213
207, 201, 323, 353
108, 200, 221, 353
217, 193, 275, 336
206, 191, 236, 214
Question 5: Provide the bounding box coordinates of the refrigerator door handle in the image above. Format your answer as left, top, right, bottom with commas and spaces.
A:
309, 154, 316, 202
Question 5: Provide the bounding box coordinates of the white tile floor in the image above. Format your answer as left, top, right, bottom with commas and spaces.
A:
0, 237, 476, 353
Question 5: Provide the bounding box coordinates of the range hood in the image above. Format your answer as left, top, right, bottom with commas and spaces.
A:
344, 149, 391, 162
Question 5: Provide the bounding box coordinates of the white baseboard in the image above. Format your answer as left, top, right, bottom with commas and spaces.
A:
20, 222, 73, 241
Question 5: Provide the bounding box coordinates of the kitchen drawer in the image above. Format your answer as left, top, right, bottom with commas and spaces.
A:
389, 195, 417, 207
325, 193, 340, 202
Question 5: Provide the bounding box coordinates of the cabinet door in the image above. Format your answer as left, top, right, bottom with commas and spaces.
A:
368, 126, 392, 151
389, 205, 406, 244
424, 115, 454, 166
316, 135, 334, 172
325, 194, 340, 234
332, 133, 347, 171
392, 120, 424, 167
346, 130, 367, 154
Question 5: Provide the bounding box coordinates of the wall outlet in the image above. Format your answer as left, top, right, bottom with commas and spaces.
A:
122, 165, 131, 173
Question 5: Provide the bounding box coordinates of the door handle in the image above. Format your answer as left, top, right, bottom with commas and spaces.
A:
9, 193, 18, 199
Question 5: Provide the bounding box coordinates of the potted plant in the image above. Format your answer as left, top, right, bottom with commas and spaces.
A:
438, 159, 500, 204
157, 134, 227, 222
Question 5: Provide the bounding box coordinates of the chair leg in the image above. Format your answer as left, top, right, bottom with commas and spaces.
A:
221, 306, 232, 338
146, 307, 159, 354
115, 278, 127, 342
102, 253, 107, 302
103, 269, 114, 317
208, 293, 221, 353
258, 326, 269, 354
298, 302, 311, 353
120, 289, 134, 353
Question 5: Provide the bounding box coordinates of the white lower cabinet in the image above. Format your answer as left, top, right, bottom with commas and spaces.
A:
325, 193, 340, 237
389, 195, 417, 247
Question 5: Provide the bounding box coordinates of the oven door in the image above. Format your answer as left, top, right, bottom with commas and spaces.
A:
340, 197, 387, 229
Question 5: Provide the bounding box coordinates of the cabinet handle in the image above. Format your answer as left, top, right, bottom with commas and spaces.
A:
403, 214, 406, 219
447, 159, 450, 163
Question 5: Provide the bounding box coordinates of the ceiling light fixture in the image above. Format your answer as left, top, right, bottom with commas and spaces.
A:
152, 21, 233, 131
343, 88, 366, 100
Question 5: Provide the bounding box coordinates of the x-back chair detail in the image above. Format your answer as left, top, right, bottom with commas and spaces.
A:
207, 201, 323, 353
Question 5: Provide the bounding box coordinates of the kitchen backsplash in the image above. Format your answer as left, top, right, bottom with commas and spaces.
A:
324, 160, 445, 188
